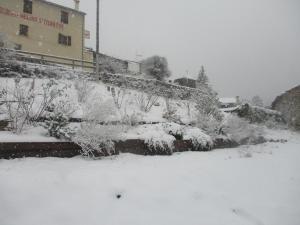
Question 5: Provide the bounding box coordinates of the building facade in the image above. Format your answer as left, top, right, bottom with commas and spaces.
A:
174, 77, 197, 88
0, 0, 88, 61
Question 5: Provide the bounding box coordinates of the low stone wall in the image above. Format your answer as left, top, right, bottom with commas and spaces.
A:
101, 72, 210, 101
0, 138, 239, 159
0, 142, 81, 159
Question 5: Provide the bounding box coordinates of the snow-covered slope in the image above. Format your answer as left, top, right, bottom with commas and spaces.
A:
0, 77, 198, 124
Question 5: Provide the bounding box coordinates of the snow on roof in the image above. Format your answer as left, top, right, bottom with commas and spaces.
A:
219, 97, 237, 104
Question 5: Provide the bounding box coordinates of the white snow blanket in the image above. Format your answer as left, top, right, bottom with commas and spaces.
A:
0, 130, 299, 225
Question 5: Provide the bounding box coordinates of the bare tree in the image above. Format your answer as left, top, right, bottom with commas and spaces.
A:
135, 92, 159, 113
0, 78, 67, 133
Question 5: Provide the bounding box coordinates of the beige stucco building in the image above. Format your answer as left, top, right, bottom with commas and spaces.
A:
0, 0, 91, 61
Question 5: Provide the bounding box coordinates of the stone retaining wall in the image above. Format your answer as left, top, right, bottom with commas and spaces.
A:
0, 138, 239, 159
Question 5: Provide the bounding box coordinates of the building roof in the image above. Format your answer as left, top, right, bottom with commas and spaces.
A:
38, 0, 86, 15
174, 77, 196, 82
219, 97, 237, 104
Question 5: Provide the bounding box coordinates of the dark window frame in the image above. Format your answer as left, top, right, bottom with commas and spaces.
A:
58, 33, 72, 46
61, 11, 69, 24
19, 24, 29, 36
23, 0, 32, 14
15, 44, 22, 50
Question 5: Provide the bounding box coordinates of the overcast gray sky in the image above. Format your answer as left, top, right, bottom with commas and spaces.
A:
53, 0, 300, 105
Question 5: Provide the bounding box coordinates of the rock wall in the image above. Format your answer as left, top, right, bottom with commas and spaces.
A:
272, 85, 300, 130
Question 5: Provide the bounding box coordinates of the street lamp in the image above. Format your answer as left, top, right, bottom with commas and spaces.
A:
96, 0, 100, 78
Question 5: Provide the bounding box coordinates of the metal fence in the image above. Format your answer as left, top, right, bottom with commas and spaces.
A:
1, 48, 96, 70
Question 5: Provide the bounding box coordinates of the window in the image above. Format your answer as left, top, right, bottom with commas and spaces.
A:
23, 0, 32, 14
19, 24, 29, 36
15, 44, 22, 50
58, 33, 72, 46
61, 11, 69, 24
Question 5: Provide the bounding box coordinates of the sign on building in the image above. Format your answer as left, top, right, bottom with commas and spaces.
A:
84, 30, 90, 39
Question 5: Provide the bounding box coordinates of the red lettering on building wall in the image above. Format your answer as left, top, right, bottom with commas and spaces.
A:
0, 6, 64, 30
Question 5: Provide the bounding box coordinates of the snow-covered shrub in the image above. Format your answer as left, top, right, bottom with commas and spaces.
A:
111, 87, 127, 110
235, 104, 286, 128
125, 123, 176, 154
121, 111, 143, 126
43, 111, 72, 139
163, 98, 181, 123
135, 92, 159, 113
162, 122, 183, 140
144, 125, 175, 155
73, 122, 122, 157
197, 113, 222, 137
43, 100, 75, 139
183, 100, 192, 118
83, 99, 116, 122
193, 83, 223, 136
222, 114, 265, 144
0, 78, 68, 133
145, 136, 174, 155
72, 99, 123, 158
183, 127, 213, 151
74, 78, 94, 103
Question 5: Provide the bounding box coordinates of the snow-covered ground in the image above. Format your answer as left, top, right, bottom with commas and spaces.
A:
0, 130, 299, 225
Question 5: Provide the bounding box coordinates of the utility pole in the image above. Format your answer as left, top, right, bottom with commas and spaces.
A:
96, 0, 100, 78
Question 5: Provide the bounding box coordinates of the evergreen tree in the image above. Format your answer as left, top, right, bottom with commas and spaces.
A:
197, 65, 209, 87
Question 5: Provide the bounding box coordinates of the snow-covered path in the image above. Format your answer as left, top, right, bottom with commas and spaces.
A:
0, 132, 300, 225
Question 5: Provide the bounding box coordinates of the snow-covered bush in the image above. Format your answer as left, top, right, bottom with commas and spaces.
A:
162, 122, 183, 140
43, 111, 72, 139
121, 111, 143, 126
221, 114, 265, 144
196, 113, 222, 137
145, 136, 174, 155
125, 123, 176, 154
43, 100, 75, 139
72, 99, 123, 158
73, 122, 122, 157
0, 78, 67, 133
143, 127, 175, 155
74, 78, 94, 103
193, 81, 223, 136
235, 104, 286, 128
111, 87, 127, 110
82, 99, 116, 122
163, 98, 181, 123
183, 127, 213, 151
